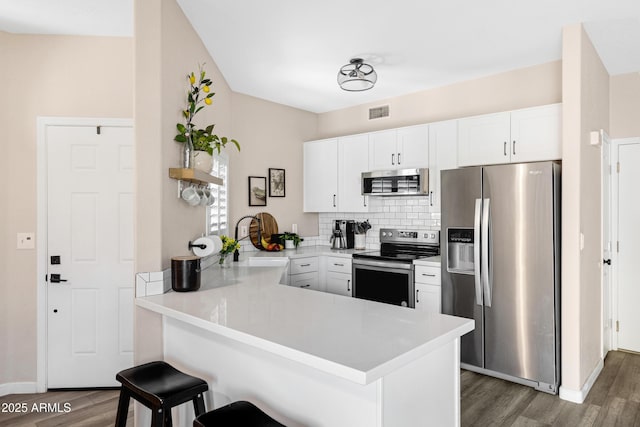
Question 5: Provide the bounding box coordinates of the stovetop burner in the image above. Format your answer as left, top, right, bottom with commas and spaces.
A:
352, 228, 440, 263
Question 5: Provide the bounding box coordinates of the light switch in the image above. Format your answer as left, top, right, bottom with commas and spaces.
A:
17, 232, 35, 250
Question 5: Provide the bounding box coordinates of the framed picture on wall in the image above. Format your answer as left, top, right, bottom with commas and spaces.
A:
248, 176, 267, 206
269, 168, 285, 197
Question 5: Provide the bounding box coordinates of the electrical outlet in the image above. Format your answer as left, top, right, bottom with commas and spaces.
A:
17, 232, 35, 250
240, 225, 248, 237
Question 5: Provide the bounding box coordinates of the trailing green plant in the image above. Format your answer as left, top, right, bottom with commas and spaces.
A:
282, 232, 303, 247
174, 64, 240, 155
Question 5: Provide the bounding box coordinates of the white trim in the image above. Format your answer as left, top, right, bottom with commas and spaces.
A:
36, 117, 133, 392
0, 382, 38, 397
610, 137, 640, 351
559, 358, 604, 403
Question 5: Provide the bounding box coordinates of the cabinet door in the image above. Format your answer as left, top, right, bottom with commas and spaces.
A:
338, 135, 369, 212
397, 124, 429, 168
457, 112, 511, 167
510, 103, 562, 163
303, 139, 338, 212
369, 129, 397, 169
326, 272, 352, 297
428, 120, 457, 211
415, 283, 441, 313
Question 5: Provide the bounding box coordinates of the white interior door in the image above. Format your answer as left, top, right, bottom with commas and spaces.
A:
46, 124, 134, 387
601, 131, 612, 356
616, 139, 640, 352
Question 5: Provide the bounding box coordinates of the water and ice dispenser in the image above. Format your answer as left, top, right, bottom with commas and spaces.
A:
446, 228, 475, 274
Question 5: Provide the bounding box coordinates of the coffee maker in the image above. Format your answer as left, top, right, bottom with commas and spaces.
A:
330, 220, 355, 249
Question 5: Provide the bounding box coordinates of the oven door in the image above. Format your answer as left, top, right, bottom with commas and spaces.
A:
352, 259, 415, 308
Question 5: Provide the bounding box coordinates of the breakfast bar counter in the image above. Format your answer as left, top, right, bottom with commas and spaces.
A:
135, 264, 474, 426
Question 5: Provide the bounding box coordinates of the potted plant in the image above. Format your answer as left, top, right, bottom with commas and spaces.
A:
282, 232, 303, 249
174, 64, 240, 171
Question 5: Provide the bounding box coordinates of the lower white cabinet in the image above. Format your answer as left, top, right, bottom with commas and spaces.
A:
414, 264, 441, 313
289, 257, 320, 291
324, 257, 352, 297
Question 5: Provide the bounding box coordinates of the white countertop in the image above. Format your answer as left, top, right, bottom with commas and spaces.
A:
414, 255, 441, 266
240, 245, 361, 260
136, 263, 473, 385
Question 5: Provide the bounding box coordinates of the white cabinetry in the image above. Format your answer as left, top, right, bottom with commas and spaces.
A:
457, 103, 561, 167
428, 120, 458, 211
303, 139, 338, 212
369, 125, 429, 170
338, 135, 369, 212
325, 257, 352, 297
414, 264, 441, 313
289, 257, 320, 291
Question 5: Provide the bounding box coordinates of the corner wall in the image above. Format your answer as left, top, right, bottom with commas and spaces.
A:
610, 72, 640, 138
560, 23, 609, 402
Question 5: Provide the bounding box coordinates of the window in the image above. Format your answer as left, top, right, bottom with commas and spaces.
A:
207, 153, 228, 236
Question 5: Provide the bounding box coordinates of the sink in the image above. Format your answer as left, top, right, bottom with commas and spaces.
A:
248, 257, 289, 267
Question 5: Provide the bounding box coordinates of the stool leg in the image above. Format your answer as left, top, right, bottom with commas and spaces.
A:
114, 388, 130, 427
151, 407, 163, 427
163, 407, 173, 427
192, 393, 206, 416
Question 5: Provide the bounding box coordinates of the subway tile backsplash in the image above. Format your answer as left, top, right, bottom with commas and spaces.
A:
318, 196, 440, 249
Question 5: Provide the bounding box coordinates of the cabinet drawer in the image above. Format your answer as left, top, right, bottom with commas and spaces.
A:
290, 272, 319, 290
290, 257, 318, 275
326, 257, 352, 274
415, 265, 441, 285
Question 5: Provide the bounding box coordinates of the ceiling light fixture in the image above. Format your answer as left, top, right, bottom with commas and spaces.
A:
337, 58, 377, 91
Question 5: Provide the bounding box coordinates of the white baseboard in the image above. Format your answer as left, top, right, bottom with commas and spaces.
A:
0, 382, 38, 397
559, 358, 604, 403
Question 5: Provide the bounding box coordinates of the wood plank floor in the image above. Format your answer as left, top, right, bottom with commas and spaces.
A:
462, 350, 640, 426
0, 389, 131, 427
1, 351, 638, 426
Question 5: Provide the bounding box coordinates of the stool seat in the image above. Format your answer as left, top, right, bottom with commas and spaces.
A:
193, 401, 285, 427
115, 361, 208, 427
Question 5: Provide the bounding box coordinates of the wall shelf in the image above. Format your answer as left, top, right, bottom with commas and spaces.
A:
169, 168, 223, 186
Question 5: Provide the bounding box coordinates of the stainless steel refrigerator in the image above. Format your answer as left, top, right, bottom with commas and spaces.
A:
441, 161, 560, 394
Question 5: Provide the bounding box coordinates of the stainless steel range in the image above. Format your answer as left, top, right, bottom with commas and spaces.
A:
352, 228, 440, 308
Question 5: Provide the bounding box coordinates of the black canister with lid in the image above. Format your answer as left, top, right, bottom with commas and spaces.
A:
171, 256, 201, 292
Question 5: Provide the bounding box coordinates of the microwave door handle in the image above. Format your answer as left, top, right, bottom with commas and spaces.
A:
481, 198, 491, 307
474, 198, 483, 306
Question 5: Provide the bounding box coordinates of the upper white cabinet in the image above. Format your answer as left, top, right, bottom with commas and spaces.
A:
457, 103, 561, 167
303, 138, 338, 212
369, 125, 429, 170
428, 120, 458, 211
338, 134, 369, 212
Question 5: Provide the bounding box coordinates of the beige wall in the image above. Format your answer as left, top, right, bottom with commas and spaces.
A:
0, 32, 133, 384
610, 72, 640, 138
317, 61, 561, 137
229, 93, 318, 237
561, 23, 609, 395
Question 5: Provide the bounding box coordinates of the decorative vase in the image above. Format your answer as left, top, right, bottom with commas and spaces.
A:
219, 254, 232, 268
194, 151, 214, 173
182, 136, 194, 169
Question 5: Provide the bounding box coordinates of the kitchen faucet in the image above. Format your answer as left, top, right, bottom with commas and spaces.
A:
233, 215, 262, 262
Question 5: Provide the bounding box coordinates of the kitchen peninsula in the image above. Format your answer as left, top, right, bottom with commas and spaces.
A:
135, 262, 474, 426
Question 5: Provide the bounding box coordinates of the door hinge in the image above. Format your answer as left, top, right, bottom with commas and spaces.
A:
617, 241, 620, 252
45, 274, 48, 282
96, 125, 101, 135
616, 320, 620, 332
617, 162, 620, 173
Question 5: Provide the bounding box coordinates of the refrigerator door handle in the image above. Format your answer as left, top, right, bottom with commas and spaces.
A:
482, 198, 492, 307
474, 198, 483, 306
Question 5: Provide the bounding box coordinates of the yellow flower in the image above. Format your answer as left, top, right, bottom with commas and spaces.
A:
205, 98, 212, 105
203, 85, 210, 93
189, 73, 196, 84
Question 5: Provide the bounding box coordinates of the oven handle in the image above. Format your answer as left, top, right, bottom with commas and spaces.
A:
352, 259, 414, 271
474, 198, 483, 306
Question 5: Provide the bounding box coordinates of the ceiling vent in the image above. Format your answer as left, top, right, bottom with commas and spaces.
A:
369, 105, 390, 120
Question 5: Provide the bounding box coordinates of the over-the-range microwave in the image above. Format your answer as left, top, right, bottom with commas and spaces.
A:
361, 168, 429, 196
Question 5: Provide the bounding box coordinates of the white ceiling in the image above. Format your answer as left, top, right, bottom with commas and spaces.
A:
1, 0, 639, 113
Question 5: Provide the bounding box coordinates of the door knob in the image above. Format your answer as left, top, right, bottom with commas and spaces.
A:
50, 274, 68, 283
603, 259, 612, 265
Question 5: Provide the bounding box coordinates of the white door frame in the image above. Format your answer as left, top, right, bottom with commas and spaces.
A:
600, 130, 612, 357
610, 137, 640, 351
36, 116, 134, 391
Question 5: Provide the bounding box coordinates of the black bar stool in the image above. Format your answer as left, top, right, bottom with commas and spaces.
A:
115, 361, 209, 427
193, 401, 285, 426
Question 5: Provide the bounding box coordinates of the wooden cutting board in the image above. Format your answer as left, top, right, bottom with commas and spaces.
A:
249, 212, 279, 249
